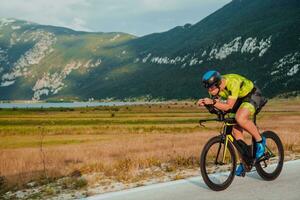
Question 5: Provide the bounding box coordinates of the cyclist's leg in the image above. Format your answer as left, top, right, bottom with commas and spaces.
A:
233, 125, 247, 176
235, 103, 262, 142
232, 125, 244, 140
236, 104, 267, 159
233, 125, 244, 161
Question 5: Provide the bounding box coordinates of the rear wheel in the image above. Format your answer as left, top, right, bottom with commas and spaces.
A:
200, 136, 236, 191
255, 131, 284, 181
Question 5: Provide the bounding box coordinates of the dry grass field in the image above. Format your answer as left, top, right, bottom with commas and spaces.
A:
0, 99, 300, 194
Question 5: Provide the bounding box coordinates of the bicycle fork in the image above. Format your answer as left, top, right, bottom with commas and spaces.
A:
219, 135, 254, 170
222, 135, 234, 163
215, 135, 234, 165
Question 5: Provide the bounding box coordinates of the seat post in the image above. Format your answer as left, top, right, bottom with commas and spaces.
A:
253, 114, 257, 125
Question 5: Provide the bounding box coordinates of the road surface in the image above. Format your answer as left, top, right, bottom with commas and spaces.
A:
86, 159, 300, 200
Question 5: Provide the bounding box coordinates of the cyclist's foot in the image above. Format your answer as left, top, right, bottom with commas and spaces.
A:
255, 136, 266, 159
235, 164, 245, 177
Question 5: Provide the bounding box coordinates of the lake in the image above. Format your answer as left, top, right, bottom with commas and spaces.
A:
0, 102, 158, 108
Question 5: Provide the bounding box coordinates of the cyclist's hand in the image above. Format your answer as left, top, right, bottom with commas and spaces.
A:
197, 99, 205, 106
203, 98, 214, 105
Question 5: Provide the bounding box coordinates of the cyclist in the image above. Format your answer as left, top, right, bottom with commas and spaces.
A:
197, 70, 266, 176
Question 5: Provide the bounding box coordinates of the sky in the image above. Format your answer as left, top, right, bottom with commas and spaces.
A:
0, 0, 231, 36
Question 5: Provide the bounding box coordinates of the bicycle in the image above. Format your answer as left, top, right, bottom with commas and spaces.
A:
199, 104, 284, 191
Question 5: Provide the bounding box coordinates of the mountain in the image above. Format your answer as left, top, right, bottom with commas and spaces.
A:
0, 0, 299, 101
0, 19, 136, 100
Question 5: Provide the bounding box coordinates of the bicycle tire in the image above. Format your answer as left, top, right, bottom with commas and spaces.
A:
255, 131, 284, 181
200, 136, 236, 191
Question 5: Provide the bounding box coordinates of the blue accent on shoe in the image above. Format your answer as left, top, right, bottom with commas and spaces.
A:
235, 164, 245, 176
255, 136, 266, 159
262, 136, 266, 146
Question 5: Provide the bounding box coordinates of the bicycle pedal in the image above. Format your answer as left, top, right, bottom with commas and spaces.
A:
263, 160, 268, 168
244, 166, 252, 172
242, 162, 252, 172
255, 156, 266, 164
241, 171, 246, 177
264, 152, 270, 159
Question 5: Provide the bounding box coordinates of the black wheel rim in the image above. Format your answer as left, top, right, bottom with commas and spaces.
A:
203, 141, 235, 186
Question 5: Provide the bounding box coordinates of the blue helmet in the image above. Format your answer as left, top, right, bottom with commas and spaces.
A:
202, 70, 222, 88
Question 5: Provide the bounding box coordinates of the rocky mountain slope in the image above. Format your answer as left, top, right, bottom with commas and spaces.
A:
0, 0, 299, 100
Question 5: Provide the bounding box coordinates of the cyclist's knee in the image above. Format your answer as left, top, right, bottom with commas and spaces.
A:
235, 115, 248, 126
235, 107, 252, 126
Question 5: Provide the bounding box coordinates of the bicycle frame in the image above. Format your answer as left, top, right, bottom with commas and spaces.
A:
199, 117, 250, 164
219, 120, 255, 167
199, 102, 284, 191
199, 105, 276, 169
201, 117, 276, 170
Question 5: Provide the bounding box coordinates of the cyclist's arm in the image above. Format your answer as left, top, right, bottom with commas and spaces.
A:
213, 79, 240, 111
213, 98, 236, 111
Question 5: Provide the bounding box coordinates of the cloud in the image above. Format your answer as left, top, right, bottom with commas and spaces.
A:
0, 0, 231, 35
0, 0, 92, 31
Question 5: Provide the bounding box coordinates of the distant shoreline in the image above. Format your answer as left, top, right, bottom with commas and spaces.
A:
0, 96, 299, 107
0, 98, 197, 104
0, 101, 166, 109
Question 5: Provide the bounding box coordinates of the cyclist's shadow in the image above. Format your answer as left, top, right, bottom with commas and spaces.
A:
186, 177, 213, 190
186, 172, 264, 190
246, 171, 265, 181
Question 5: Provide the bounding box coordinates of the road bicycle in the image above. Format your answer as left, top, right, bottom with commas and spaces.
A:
199, 104, 284, 191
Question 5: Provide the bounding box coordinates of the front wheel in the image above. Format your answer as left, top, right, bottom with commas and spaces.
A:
255, 131, 284, 181
200, 136, 236, 191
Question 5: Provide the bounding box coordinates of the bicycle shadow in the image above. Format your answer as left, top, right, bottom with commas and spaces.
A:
246, 164, 281, 181
186, 178, 211, 190
245, 172, 264, 180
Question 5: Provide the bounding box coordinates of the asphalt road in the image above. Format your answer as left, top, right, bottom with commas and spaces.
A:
86, 159, 300, 200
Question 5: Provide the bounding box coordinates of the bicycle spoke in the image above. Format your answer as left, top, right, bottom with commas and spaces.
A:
257, 133, 282, 174
207, 171, 231, 184
204, 141, 234, 186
